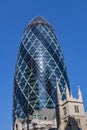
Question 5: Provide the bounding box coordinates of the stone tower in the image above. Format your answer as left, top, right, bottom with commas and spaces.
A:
56, 79, 87, 130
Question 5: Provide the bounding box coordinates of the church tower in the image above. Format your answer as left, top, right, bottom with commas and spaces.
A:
56, 80, 87, 130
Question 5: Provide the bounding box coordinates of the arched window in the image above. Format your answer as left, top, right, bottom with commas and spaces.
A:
16, 124, 18, 130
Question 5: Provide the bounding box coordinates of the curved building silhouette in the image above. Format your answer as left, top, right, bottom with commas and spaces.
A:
13, 16, 70, 129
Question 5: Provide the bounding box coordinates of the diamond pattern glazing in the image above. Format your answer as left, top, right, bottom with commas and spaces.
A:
13, 17, 70, 124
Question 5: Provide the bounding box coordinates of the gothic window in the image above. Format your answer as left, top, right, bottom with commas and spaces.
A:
74, 105, 79, 113
63, 107, 67, 116
76, 119, 81, 127
16, 124, 18, 130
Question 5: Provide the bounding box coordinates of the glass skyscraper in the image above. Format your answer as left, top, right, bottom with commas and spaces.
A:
13, 16, 70, 129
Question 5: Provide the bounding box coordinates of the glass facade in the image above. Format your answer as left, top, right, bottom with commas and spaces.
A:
13, 17, 70, 126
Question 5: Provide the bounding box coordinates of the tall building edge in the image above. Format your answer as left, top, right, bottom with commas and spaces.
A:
13, 16, 71, 130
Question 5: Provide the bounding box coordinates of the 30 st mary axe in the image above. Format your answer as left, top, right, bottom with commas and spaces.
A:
13, 16, 70, 128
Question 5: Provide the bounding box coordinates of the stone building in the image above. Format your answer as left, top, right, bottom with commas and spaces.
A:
56, 78, 87, 130
14, 108, 57, 130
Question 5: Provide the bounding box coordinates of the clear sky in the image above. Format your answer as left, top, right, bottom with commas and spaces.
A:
0, 0, 87, 130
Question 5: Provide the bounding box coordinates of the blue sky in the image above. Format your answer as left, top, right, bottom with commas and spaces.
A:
0, 0, 87, 130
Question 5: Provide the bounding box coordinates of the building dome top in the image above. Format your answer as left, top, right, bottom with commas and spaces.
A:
26, 16, 54, 33
30, 16, 47, 24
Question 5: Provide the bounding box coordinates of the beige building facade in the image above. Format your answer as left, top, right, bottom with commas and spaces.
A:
56, 78, 87, 130
85, 112, 87, 128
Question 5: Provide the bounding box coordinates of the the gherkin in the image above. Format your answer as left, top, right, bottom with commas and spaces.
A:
13, 16, 70, 129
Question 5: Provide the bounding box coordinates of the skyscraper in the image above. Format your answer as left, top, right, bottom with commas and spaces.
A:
13, 16, 70, 130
